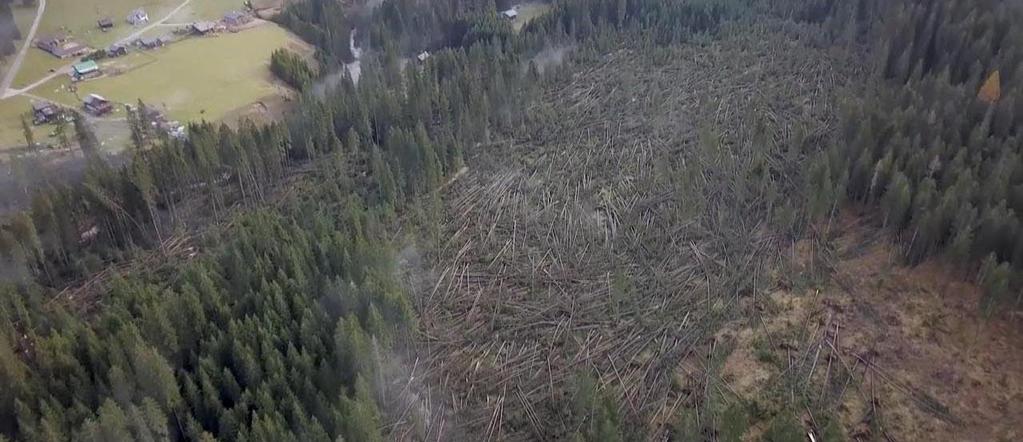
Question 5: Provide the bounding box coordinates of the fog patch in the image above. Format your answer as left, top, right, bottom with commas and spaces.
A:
529, 44, 575, 73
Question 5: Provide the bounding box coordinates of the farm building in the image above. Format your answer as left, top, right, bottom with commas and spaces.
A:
107, 43, 128, 57
31, 101, 61, 125
417, 51, 431, 63
223, 11, 252, 27
137, 36, 170, 49
83, 94, 114, 116
501, 8, 518, 19
35, 33, 90, 59
71, 60, 101, 81
98, 17, 114, 30
127, 8, 149, 25
191, 21, 219, 35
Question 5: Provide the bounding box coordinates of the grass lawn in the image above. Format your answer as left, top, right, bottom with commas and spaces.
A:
34, 23, 303, 128
11, 51, 66, 89
0, 95, 64, 151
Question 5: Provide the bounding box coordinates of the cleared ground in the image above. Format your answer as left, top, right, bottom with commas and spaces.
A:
718, 212, 1023, 441
412, 23, 857, 439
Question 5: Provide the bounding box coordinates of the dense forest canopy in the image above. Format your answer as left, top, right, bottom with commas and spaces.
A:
0, 0, 1020, 439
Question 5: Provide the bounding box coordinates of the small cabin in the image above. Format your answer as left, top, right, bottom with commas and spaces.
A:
31, 101, 61, 124
83, 94, 114, 116
71, 60, 101, 81
501, 9, 518, 20
416, 51, 431, 63
97, 17, 114, 30
127, 8, 149, 25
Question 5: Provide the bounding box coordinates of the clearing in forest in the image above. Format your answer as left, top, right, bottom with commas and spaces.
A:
413, 22, 856, 439
412, 20, 1023, 441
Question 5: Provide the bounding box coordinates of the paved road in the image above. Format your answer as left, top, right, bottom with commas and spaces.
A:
0, 0, 47, 98
0, 0, 193, 100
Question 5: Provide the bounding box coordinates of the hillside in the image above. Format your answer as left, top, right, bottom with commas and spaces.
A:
0, 0, 1021, 441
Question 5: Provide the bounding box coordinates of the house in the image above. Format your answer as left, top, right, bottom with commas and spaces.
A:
97, 17, 114, 30
416, 51, 431, 63
191, 21, 219, 35
83, 94, 114, 116
35, 33, 90, 59
107, 43, 128, 57
31, 101, 61, 124
127, 8, 149, 25
137, 36, 168, 49
223, 10, 252, 27
71, 60, 101, 81
501, 8, 518, 20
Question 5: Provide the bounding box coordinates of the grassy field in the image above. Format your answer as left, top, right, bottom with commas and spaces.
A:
8, 0, 256, 89
32, 23, 304, 128
169, 0, 248, 23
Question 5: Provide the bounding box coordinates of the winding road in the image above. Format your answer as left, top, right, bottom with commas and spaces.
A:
0, 0, 193, 100
0, 0, 46, 98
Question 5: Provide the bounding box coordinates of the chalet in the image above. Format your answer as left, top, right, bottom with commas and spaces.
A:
35, 33, 90, 59
83, 94, 114, 116
31, 101, 61, 124
97, 17, 114, 30
71, 60, 101, 81
416, 51, 431, 63
191, 21, 219, 35
223, 11, 252, 27
501, 8, 518, 20
127, 8, 149, 25
107, 43, 128, 57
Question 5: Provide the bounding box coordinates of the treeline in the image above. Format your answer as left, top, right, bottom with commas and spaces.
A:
270, 49, 316, 91
806, 0, 1023, 308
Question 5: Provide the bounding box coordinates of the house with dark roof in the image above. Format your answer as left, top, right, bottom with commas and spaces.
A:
107, 43, 128, 57
31, 101, 61, 125
35, 33, 90, 59
127, 8, 149, 25
223, 11, 252, 27
98, 17, 114, 30
83, 94, 114, 116
137, 36, 170, 49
